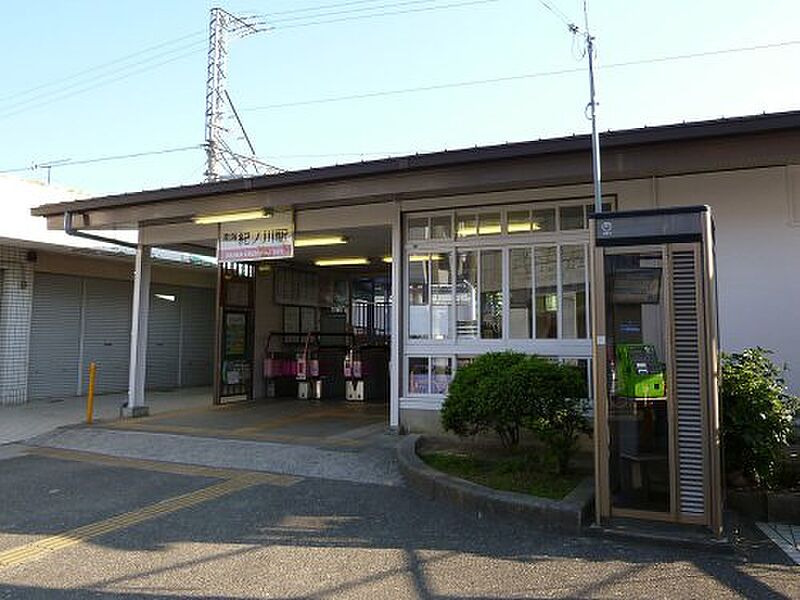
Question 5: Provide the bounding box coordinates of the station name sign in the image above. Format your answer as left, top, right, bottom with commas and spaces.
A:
217, 210, 294, 262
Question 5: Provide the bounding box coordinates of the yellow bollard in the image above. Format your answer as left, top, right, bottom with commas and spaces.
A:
86, 362, 97, 424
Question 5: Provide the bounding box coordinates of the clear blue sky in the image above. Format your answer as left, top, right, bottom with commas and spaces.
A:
3, 0, 799, 196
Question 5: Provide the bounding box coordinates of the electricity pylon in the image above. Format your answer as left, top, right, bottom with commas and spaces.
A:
204, 7, 279, 181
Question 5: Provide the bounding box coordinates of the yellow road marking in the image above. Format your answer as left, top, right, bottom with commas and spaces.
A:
0, 476, 265, 570
26, 447, 300, 486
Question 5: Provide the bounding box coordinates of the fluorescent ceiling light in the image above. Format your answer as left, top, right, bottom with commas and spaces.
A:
382, 257, 392, 263
508, 222, 541, 232
295, 236, 348, 247
193, 209, 270, 225
409, 254, 443, 262
314, 258, 369, 267
154, 294, 176, 302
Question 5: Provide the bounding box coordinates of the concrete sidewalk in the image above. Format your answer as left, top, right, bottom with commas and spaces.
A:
27, 427, 403, 486
0, 388, 210, 445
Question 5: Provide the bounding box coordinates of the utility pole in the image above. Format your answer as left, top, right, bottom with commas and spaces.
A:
584, 1, 602, 214
204, 7, 278, 181
567, 1, 602, 213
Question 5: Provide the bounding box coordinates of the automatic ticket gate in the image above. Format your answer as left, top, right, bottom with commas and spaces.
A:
590, 206, 722, 534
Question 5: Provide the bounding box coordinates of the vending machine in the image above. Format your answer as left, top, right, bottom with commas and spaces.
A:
590, 206, 722, 535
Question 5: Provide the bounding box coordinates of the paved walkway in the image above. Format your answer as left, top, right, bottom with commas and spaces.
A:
0, 388, 210, 445
28, 427, 403, 487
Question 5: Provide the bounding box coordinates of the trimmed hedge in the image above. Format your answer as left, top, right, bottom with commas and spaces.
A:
441, 352, 588, 473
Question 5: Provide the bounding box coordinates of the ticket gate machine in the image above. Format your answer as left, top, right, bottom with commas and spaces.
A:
591, 206, 722, 534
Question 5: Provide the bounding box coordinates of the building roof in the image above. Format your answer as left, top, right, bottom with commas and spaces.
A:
31, 109, 800, 218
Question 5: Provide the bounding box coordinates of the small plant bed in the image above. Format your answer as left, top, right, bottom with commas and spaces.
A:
419, 443, 589, 500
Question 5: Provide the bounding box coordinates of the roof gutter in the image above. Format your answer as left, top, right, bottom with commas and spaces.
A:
64, 211, 138, 249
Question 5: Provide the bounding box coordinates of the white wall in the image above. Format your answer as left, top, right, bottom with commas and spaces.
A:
614, 166, 800, 393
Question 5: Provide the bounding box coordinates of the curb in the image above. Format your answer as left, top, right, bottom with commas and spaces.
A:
396, 434, 594, 535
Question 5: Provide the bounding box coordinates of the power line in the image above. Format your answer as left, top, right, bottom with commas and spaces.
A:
263, 0, 454, 25
0, 44, 207, 120
270, 0, 500, 30
536, 0, 573, 28
0, 145, 203, 175
243, 37, 800, 111
0, 39, 208, 115
263, 0, 423, 17
0, 30, 206, 105
1, 0, 499, 120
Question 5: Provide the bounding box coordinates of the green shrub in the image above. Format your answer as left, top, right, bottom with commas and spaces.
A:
441, 352, 530, 448
441, 352, 589, 472
522, 364, 589, 474
721, 348, 799, 488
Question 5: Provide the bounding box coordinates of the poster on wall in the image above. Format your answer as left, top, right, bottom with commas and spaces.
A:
225, 312, 247, 356
218, 210, 294, 262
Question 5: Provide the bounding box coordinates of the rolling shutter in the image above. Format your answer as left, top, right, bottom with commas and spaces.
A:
29, 274, 82, 399
146, 286, 180, 389
179, 286, 215, 387
82, 278, 132, 394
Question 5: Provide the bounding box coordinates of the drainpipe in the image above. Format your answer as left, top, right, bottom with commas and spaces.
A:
63, 211, 138, 249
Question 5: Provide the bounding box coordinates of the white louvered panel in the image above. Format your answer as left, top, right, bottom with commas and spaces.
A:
672, 250, 706, 516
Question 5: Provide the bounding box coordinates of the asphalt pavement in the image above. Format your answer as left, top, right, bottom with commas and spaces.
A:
0, 429, 796, 599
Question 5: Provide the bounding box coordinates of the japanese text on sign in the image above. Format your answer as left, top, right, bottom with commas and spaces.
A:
218, 212, 294, 262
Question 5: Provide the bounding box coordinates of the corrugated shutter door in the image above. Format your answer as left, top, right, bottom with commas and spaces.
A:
146, 286, 180, 389
29, 273, 82, 399
671, 249, 706, 517
82, 278, 132, 395
180, 286, 215, 387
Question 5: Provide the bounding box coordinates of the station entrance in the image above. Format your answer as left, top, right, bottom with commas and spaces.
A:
214, 222, 394, 436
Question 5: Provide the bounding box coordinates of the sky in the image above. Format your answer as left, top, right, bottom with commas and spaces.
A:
2, 0, 800, 198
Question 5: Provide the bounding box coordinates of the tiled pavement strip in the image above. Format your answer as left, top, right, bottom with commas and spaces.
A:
0, 447, 301, 571
756, 522, 800, 565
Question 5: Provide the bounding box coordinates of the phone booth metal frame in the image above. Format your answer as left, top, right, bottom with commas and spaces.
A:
590, 206, 723, 534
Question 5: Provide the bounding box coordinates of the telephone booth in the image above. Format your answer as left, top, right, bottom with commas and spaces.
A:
590, 206, 723, 534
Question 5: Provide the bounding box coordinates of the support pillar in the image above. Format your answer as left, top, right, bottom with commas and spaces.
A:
389, 204, 402, 431
125, 244, 151, 417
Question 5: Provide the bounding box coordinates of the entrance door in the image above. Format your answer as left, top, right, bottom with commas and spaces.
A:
602, 248, 673, 518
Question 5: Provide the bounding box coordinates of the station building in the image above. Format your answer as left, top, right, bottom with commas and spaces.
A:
29, 111, 800, 431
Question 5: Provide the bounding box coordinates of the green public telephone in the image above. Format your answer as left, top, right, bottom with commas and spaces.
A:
615, 344, 666, 399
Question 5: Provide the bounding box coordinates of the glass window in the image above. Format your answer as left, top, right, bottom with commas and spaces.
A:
604, 251, 670, 513
559, 205, 585, 230
531, 208, 556, 232
561, 245, 587, 338
408, 217, 428, 240
431, 253, 452, 340
509, 248, 532, 338
535, 246, 557, 338
408, 257, 429, 339
456, 213, 477, 238
431, 215, 452, 240
478, 212, 501, 235
408, 357, 429, 394
480, 250, 503, 338
456, 251, 478, 339
456, 356, 476, 370
508, 210, 530, 234
431, 357, 453, 394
